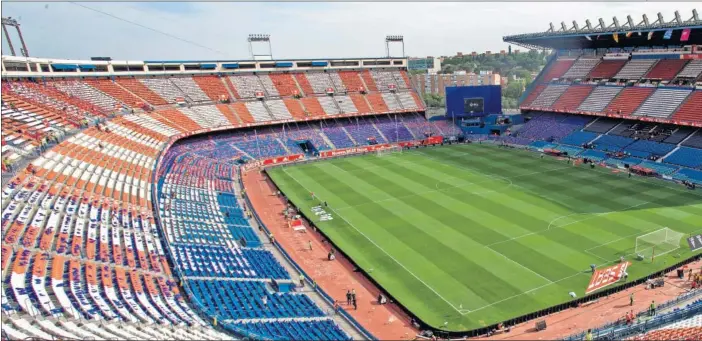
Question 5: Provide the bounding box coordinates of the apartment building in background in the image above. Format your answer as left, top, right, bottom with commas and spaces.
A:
412, 71, 502, 96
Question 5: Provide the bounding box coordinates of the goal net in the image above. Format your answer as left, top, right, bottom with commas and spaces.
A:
376, 146, 403, 157
635, 227, 684, 261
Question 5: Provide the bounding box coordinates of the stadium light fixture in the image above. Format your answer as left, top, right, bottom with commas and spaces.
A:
247, 34, 273, 60
385, 35, 405, 58
1, 16, 30, 57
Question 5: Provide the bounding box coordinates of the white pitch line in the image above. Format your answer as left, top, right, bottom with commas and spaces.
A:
280, 167, 468, 314
331, 161, 570, 211
484, 245, 554, 285
485, 201, 652, 248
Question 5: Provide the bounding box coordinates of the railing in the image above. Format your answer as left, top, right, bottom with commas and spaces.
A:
561, 289, 702, 340
564, 299, 702, 340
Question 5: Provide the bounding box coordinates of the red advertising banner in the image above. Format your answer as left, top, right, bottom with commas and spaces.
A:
242, 154, 304, 172
585, 262, 630, 294
319, 144, 392, 158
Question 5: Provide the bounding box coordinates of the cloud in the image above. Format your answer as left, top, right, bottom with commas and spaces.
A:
1, 2, 699, 61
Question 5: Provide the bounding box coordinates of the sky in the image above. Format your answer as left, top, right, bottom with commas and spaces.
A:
1, 2, 699, 61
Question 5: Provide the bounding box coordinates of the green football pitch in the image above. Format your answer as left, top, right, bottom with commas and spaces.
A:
267, 143, 702, 331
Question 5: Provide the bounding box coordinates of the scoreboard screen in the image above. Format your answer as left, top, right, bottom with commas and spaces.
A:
464, 98, 484, 114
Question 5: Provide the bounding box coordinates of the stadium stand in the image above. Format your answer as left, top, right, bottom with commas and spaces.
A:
562, 58, 600, 79
52, 80, 123, 111
228, 75, 267, 99
672, 91, 702, 124
170, 76, 212, 103
559, 131, 599, 146
551, 85, 594, 111
541, 59, 575, 81
192, 75, 232, 102
116, 78, 169, 106
587, 60, 627, 79
644, 59, 689, 80
520, 85, 546, 107
577, 86, 623, 112
614, 59, 658, 80
85, 79, 144, 108
603, 87, 655, 116
526, 84, 570, 109
675, 59, 702, 79
632, 88, 692, 119
269, 73, 299, 97
663, 147, 702, 168
140, 78, 187, 104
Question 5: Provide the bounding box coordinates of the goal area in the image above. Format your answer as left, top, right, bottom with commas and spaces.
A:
635, 227, 684, 261
376, 146, 403, 157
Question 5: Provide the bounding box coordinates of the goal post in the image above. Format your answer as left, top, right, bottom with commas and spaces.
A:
376, 145, 403, 157
635, 227, 684, 261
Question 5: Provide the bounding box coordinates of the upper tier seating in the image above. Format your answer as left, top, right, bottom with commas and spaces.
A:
191, 75, 231, 102
302, 72, 336, 94
644, 59, 689, 80
563, 58, 600, 79
577, 86, 623, 113
116, 78, 168, 106
587, 60, 627, 79
52, 80, 122, 111
229, 75, 267, 99
527, 84, 570, 109
328, 72, 347, 93
268, 73, 299, 97
338, 71, 363, 92
360, 70, 378, 92
520, 85, 546, 107
551, 86, 593, 111
614, 59, 657, 80
541, 59, 575, 81
672, 91, 702, 124
169, 77, 211, 103
663, 147, 702, 168
370, 70, 406, 90
604, 87, 655, 116
84, 79, 144, 108
300, 97, 326, 117
140, 78, 186, 104
257, 74, 280, 97
632, 88, 692, 119
676, 59, 702, 79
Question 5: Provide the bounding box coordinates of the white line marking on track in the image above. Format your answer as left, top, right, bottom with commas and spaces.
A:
281, 166, 471, 314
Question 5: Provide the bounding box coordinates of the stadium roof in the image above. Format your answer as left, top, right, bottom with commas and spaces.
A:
504, 9, 702, 50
